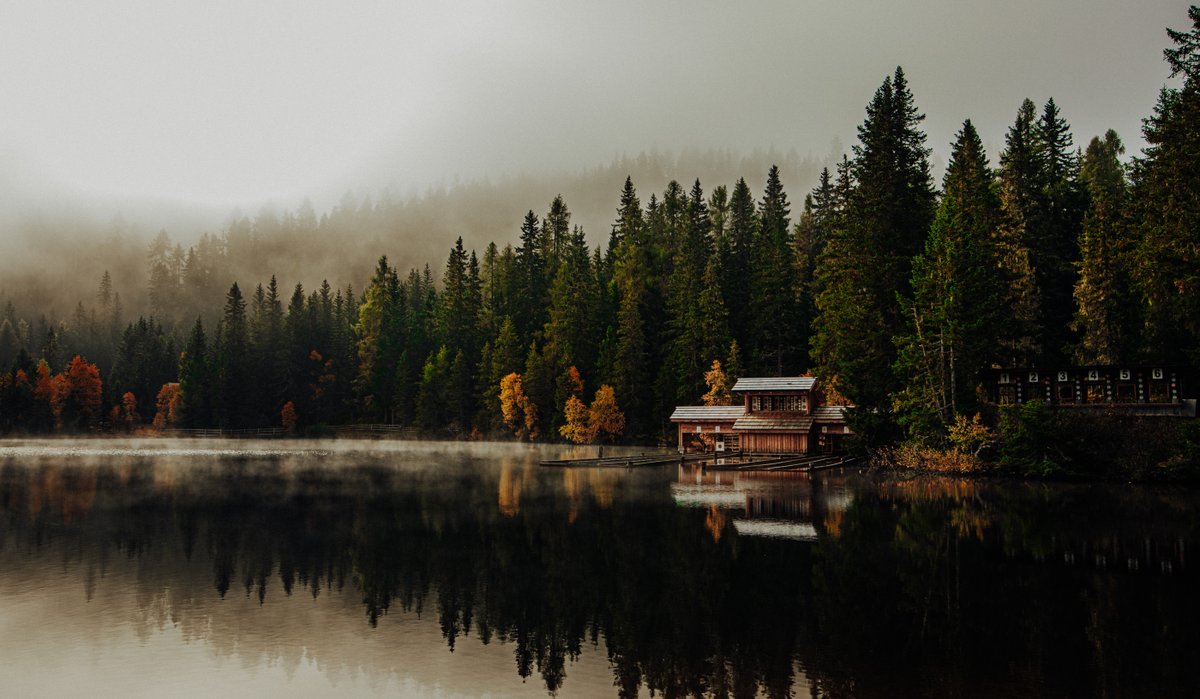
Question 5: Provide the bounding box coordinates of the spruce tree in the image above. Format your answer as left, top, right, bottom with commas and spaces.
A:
995, 99, 1044, 364
750, 165, 800, 376
812, 67, 935, 412
1073, 130, 1137, 364
1131, 7, 1200, 362
893, 120, 1003, 437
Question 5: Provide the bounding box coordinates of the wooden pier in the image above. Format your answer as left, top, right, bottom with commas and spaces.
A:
540, 451, 858, 472
539, 452, 713, 468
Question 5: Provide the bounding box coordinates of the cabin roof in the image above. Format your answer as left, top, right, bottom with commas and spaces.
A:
669, 405, 746, 422
731, 377, 816, 393
732, 415, 814, 432
812, 405, 850, 422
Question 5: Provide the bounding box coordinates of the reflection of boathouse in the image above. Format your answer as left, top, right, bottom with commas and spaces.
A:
669, 376, 852, 455
671, 465, 852, 541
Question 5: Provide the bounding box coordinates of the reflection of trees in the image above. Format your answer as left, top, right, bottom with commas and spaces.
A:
1, 456, 1198, 697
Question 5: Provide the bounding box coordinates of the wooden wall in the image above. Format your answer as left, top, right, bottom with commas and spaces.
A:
742, 432, 808, 455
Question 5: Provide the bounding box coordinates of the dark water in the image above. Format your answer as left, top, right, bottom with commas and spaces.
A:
0, 439, 1197, 698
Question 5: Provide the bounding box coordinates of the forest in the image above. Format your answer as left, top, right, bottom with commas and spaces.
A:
1, 9, 1199, 474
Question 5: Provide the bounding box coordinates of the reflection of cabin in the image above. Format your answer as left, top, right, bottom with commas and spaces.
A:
669, 376, 853, 455
980, 366, 1197, 417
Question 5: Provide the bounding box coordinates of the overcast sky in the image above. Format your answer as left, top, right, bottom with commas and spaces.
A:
0, 0, 1190, 210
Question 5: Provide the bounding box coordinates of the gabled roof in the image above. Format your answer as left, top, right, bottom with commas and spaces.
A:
812, 405, 850, 422
733, 415, 814, 432
731, 377, 816, 393
669, 405, 746, 422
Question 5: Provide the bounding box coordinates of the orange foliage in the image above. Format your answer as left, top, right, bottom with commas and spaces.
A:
60, 356, 102, 429
564, 365, 584, 396
121, 391, 140, 428
559, 395, 592, 443
153, 384, 180, 430
499, 372, 537, 440
587, 385, 625, 442
702, 360, 732, 406
281, 400, 299, 432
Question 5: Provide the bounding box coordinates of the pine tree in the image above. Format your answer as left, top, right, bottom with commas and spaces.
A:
722, 178, 756, 350
514, 211, 546, 346
995, 98, 1044, 364
355, 256, 401, 421
750, 165, 800, 375
217, 283, 251, 429
179, 317, 213, 427
1132, 7, 1200, 362
813, 67, 935, 412
1033, 98, 1085, 363
1073, 130, 1137, 364
611, 178, 652, 438
893, 120, 1003, 437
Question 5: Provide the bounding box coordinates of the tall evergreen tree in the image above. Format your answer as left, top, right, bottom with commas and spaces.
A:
893, 120, 1003, 436
813, 67, 935, 412
1073, 130, 1137, 364
1033, 97, 1085, 363
1132, 7, 1200, 362
217, 283, 251, 429
749, 165, 800, 375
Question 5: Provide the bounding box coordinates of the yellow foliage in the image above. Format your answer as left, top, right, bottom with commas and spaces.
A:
559, 395, 593, 443
701, 360, 732, 406
588, 384, 625, 442
500, 372, 537, 440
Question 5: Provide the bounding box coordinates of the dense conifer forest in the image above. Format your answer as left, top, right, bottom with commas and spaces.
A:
2, 8, 1199, 476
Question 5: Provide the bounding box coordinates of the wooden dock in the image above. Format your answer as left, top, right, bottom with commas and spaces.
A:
540, 451, 857, 472
539, 452, 713, 468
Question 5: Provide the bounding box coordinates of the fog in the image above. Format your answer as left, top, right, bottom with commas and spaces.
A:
0, 1, 1191, 316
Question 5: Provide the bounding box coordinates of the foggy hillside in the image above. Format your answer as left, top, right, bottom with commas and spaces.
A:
0, 147, 826, 321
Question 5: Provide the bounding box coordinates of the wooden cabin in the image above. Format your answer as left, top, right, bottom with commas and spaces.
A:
668, 405, 744, 453
670, 376, 853, 455
980, 366, 1197, 417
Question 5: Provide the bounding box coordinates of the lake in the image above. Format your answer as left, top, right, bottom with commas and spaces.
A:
0, 438, 1196, 697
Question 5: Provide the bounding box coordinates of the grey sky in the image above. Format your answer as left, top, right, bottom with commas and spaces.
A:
0, 0, 1189, 210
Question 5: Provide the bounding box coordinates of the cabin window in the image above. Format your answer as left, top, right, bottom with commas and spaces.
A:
1085, 384, 1107, 404
799, 395, 808, 412
998, 386, 1017, 405
1055, 383, 1075, 403
1149, 381, 1170, 403
1115, 383, 1136, 402
751, 396, 762, 411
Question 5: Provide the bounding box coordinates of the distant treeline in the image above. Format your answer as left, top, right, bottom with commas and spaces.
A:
2, 10, 1199, 463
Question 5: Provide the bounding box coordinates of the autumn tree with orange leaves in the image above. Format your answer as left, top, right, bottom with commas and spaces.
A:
153, 384, 180, 429
587, 385, 625, 443
499, 372, 537, 440
54, 356, 103, 431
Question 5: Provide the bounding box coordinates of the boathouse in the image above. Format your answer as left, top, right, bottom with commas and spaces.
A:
670, 376, 853, 455
980, 366, 1197, 417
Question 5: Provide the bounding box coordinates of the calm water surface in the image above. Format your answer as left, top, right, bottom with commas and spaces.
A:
0, 438, 1197, 698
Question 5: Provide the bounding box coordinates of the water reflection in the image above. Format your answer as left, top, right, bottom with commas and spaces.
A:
0, 440, 1198, 697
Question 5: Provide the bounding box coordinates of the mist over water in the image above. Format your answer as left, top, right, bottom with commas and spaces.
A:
1, 439, 1197, 697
